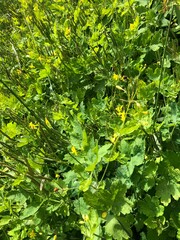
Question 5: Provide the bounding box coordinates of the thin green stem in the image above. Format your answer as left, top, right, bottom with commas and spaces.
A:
153, 5, 174, 127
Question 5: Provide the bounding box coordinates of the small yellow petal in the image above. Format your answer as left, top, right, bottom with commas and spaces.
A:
112, 73, 119, 81
38, 56, 43, 61
110, 133, 118, 144
29, 230, 36, 239
45, 117, 52, 128
71, 146, 78, 155
116, 106, 126, 122
129, 16, 139, 31
116, 105, 123, 115
55, 173, 60, 178
29, 122, 38, 129
121, 111, 126, 122
65, 27, 71, 37
17, 69, 22, 75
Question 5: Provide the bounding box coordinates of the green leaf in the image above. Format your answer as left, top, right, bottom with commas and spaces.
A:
121, 199, 133, 215
175, 5, 180, 25
82, 129, 88, 150
107, 151, 119, 162
17, 137, 29, 147
156, 179, 180, 206
136, 0, 148, 6
7, 191, 28, 203
35, 82, 42, 94
74, 197, 89, 215
74, 7, 80, 23
12, 176, 24, 186
84, 189, 112, 211
98, 143, 112, 162
0, 216, 11, 226
139, 195, 164, 217
120, 139, 131, 156
105, 215, 130, 240
8, 225, 21, 238
28, 157, 43, 173
137, 81, 157, 100
53, 111, 63, 120
144, 217, 158, 229
20, 202, 42, 220
127, 137, 145, 175
0, 0, 180, 239
110, 180, 133, 215
140, 177, 156, 192
164, 56, 171, 68
150, 44, 163, 51
80, 209, 102, 239
146, 67, 161, 81
79, 177, 92, 192
0, 205, 7, 213
131, 137, 145, 164
85, 142, 111, 171
2, 122, 21, 138
119, 124, 140, 137
85, 162, 97, 172
117, 216, 133, 238
70, 121, 83, 148
38, 65, 51, 80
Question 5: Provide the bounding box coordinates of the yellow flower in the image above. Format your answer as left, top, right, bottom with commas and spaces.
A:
71, 146, 78, 155
110, 133, 118, 144
29, 122, 38, 129
17, 69, 22, 75
45, 117, 52, 128
116, 106, 126, 122
112, 73, 119, 81
121, 110, 126, 122
116, 105, 123, 115
26, 16, 32, 23
65, 27, 71, 37
29, 63, 35, 69
130, 16, 139, 31
29, 230, 36, 239
55, 173, 60, 178
38, 56, 43, 61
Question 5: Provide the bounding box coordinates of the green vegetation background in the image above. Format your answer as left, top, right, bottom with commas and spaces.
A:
0, 0, 180, 239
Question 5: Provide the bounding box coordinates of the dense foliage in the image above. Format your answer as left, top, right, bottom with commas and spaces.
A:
0, 0, 180, 239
